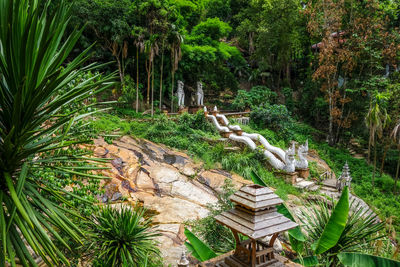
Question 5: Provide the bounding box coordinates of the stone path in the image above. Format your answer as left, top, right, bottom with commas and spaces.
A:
90, 136, 252, 265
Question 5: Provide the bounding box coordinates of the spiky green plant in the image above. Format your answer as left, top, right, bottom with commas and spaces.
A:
299, 198, 385, 266
89, 204, 161, 267
0, 0, 116, 266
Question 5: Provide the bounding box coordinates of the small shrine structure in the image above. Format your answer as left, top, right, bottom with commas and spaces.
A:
336, 162, 352, 192
215, 184, 298, 267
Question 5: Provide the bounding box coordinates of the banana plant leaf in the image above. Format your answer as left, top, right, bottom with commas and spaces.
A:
338, 252, 400, 267
314, 186, 349, 254
293, 255, 319, 266
276, 203, 306, 242
184, 228, 217, 262
250, 170, 267, 187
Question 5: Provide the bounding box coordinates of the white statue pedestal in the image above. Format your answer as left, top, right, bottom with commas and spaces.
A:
275, 171, 298, 185
296, 168, 310, 179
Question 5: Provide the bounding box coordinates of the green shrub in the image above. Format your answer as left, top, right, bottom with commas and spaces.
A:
232, 86, 277, 110
187, 180, 237, 254
90, 204, 162, 267
178, 111, 217, 133
118, 75, 142, 108
250, 104, 293, 133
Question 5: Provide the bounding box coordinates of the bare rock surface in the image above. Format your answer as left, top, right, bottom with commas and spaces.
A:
90, 136, 251, 265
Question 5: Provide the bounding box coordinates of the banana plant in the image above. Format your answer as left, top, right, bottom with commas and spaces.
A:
250, 170, 397, 267
338, 252, 400, 267
0, 0, 116, 266
184, 228, 217, 262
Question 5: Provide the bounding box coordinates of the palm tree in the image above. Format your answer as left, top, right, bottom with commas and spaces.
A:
144, 35, 159, 112
169, 25, 183, 113
132, 27, 146, 112
0, 0, 116, 265
365, 93, 390, 188
391, 120, 400, 194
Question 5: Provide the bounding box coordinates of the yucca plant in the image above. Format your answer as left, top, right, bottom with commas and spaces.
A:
0, 0, 116, 266
89, 204, 162, 267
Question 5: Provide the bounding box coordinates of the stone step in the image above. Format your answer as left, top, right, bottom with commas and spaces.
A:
296, 177, 304, 183
295, 180, 315, 189
321, 186, 338, 192
309, 185, 320, 192
322, 178, 337, 189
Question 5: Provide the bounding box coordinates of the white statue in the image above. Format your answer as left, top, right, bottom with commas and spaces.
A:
196, 81, 204, 106
295, 140, 309, 169
213, 106, 218, 112
177, 80, 185, 108
203, 106, 207, 112
385, 64, 390, 78
283, 143, 296, 173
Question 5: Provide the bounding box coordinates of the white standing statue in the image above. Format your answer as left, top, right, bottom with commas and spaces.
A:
177, 80, 185, 108
196, 81, 204, 106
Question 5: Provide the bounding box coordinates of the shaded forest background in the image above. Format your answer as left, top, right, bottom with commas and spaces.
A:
47, 0, 400, 179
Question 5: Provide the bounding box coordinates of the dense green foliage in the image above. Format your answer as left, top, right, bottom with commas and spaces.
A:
1, 0, 400, 264
0, 0, 116, 265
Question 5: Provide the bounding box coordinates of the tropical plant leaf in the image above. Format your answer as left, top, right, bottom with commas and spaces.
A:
314, 186, 349, 254
277, 203, 306, 242
293, 255, 319, 266
184, 228, 217, 262
338, 252, 400, 267
250, 169, 267, 186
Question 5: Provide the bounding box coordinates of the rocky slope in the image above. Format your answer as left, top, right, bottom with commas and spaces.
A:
91, 136, 252, 265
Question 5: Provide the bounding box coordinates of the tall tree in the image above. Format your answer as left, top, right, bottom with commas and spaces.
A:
169, 24, 183, 112
391, 120, 400, 194
73, 0, 135, 85
132, 27, 146, 112
305, 0, 399, 145
366, 92, 390, 187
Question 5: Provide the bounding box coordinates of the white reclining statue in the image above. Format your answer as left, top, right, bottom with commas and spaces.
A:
205, 106, 297, 172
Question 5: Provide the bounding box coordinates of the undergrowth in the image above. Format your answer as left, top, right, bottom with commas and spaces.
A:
90, 110, 400, 241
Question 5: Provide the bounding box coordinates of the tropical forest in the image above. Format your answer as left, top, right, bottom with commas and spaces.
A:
1, 0, 400, 266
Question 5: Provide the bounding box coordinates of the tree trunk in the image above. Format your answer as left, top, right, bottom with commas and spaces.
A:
171, 71, 175, 113
328, 91, 335, 146
367, 132, 372, 164
159, 46, 164, 111
394, 149, 400, 194
380, 143, 389, 176
116, 55, 124, 85
136, 47, 139, 112
146, 55, 151, 105
151, 60, 154, 116
372, 139, 377, 188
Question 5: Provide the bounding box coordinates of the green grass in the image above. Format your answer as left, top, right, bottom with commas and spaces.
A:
90, 111, 299, 199
90, 110, 400, 241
